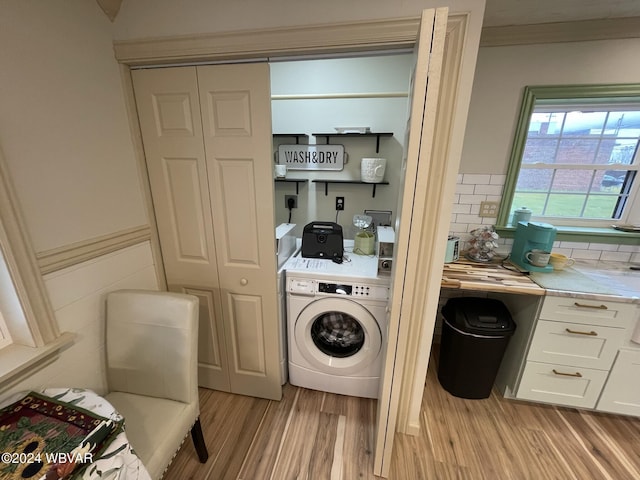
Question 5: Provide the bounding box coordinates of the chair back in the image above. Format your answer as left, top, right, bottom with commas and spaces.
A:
106, 290, 199, 404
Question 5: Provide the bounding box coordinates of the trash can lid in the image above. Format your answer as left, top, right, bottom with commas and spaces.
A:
442, 297, 516, 336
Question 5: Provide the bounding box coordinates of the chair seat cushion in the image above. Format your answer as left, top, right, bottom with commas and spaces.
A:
105, 392, 199, 480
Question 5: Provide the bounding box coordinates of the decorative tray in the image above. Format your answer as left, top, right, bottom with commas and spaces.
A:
334, 127, 370, 134
611, 224, 640, 232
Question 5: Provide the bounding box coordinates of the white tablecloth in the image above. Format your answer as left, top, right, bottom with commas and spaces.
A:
0, 388, 152, 480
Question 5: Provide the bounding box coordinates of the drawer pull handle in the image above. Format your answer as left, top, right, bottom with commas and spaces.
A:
573, 302, 608, 310
565, 328, 598, 336
552, 369, 583, 378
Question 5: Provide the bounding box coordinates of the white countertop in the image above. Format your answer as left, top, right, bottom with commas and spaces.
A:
530, 260, 640, 302
283, 240, 384, 282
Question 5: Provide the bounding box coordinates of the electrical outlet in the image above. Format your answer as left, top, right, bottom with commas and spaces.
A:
285, 195, 297, 209
479, 201, 500, 218
336, 196, 344, 211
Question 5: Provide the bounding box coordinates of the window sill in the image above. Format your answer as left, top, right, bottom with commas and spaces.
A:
0, 332, 75, 393
495, 225, 640, 245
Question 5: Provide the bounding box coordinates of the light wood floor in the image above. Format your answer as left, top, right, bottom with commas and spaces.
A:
165, 351, 640, 479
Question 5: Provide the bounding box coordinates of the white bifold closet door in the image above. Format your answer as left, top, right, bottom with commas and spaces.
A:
132, 63, 281, 401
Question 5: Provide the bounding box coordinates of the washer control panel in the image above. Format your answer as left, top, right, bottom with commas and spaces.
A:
288, 278, 389, 301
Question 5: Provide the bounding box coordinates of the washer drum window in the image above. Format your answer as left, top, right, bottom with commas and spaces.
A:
311, 312, 365, 358
293, 297, 383, 374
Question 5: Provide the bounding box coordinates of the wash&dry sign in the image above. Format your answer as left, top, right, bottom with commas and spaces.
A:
278, 144, 344, 171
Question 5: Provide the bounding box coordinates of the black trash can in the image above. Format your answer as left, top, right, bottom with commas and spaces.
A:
437, 297, 516, 399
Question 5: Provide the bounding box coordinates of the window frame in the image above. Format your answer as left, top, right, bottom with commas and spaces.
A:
0, 144, 73, 385
497, 84, 640, 242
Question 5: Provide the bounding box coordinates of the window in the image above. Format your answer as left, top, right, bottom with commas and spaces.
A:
0, 146, 72, 385
0, 310, 12, 349
499, 85, 640, 229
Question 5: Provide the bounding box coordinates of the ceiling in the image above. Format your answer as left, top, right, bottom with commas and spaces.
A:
483, 0, 640, 27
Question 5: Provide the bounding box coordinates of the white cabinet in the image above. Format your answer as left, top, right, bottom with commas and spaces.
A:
517, 296, 638, 411
518, 361, 609, 408
538, 296, 635, 329
526, 319, 626, 370
597, 349, 640, 416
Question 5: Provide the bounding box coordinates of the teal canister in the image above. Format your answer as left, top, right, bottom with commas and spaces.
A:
444, 236, 460, 263
513, 206, 532, 225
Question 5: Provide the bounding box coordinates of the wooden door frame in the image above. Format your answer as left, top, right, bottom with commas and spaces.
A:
116, 12, 476, 475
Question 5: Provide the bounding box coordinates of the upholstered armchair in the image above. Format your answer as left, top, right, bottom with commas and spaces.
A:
104, 289, 208, 479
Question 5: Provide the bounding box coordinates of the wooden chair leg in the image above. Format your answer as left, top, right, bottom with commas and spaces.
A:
190, 417, 209, 463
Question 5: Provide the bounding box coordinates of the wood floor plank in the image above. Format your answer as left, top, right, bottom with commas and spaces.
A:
557, 408, 640, 480
585, 411, 640, 472
164, 354, 640, 480
340, 394, 376, 480
163, 388, 269, 480
268, 387, 325, 480
207, 394, 270, 480
238, 383, 298, 480
307, 412, 339, 480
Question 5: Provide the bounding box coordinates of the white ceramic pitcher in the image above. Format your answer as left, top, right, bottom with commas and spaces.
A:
360, 158, 386, 183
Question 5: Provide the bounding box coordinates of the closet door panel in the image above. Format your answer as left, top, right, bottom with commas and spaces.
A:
184, 287, 231, 391
209, 158, 260, 265
132, 68, 230, 392
132, 68, 219, 287
198, 63, 281, 400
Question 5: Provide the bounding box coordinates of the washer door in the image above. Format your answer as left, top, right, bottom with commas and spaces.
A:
294, 297, 382, 375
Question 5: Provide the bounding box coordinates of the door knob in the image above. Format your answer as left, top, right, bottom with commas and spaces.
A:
240, 278, 248, 286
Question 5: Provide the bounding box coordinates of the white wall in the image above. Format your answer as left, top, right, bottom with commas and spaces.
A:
0, 1, 154, 397
460, 38, 640, 175
8, 243, 158, 396
0, 0, 486, 397
452, 38, 640, 253
0, 0, 147, 253
271, 55, 412, 238
113, 0, 484, 40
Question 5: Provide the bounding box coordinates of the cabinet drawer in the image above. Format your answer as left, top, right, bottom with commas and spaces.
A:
539, 296, 635, 329
517, 361, 608, 409
597, 349, 640, 417
528, 320, 626, 370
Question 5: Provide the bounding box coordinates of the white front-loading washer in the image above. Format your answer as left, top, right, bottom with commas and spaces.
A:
276, 223, 298, 385
285, 251, 390, 398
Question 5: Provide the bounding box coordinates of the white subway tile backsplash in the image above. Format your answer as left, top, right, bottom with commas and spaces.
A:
570, 249, 602, 260
455, 184, 475, 195
456, 214, 483, 224
617, 244, 640, 253
474, 184, 503, 195
588, 243, 620, 252
490, 174, 507, 185
459, 194, 487, 204
600, 251, 632, 262
449, 222, 471, 233
451, 204, 472, 214
462, 174, 491, 185
451, 175, 633, 265
558, 241, 588, 249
